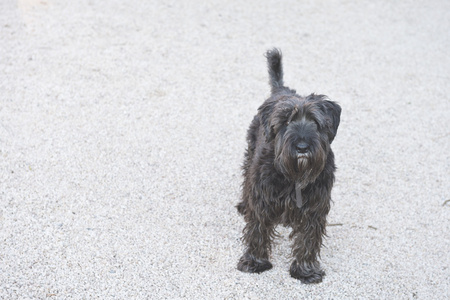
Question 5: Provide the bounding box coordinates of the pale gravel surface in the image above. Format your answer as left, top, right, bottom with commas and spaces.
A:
0, 0, 449, 299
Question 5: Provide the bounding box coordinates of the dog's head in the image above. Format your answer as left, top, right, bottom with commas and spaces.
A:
258, 93, 341, 185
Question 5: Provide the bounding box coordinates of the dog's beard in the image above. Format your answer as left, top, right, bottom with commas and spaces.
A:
274, 136, 327, 186
295, 157, 318, 189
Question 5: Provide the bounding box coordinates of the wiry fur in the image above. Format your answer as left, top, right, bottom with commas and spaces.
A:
237, 48, 341, 283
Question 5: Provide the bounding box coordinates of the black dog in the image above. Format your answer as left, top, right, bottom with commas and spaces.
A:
236, 49, 341, 283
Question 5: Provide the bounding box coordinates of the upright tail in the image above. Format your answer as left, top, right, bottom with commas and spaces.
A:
265, 48, 284, 93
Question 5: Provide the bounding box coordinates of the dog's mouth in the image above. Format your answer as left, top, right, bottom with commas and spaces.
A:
296, 152, 309, 159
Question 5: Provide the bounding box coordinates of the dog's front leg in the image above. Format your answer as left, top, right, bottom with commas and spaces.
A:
289, 211, 327, 283
237, 210, 275, 274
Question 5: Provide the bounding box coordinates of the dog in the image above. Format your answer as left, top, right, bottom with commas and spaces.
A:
236, 48, 341, 283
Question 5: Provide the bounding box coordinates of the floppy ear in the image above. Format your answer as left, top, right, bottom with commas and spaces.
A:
320, 100, 341, 143
258, 100, 277, 143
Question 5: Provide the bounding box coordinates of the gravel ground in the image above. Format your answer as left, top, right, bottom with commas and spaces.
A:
1, 0, 449, 299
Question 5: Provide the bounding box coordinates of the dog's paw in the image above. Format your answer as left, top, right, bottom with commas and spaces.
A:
289, 260, 325, 284
237, 253, 272, 274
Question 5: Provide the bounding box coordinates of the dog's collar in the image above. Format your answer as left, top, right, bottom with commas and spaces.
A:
295, 182, 303, 208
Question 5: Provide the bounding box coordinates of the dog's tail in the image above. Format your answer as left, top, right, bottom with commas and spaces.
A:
265, 48, 284, 93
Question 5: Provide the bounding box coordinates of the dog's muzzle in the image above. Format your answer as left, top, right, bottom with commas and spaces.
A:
296, 142, 310, 158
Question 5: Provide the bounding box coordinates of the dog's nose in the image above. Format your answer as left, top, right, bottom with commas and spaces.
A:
296, 142, 309, 154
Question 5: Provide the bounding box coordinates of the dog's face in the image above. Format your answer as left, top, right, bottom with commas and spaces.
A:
259, 93, 341, 185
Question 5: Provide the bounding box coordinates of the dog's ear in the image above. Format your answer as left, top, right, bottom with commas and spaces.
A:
319, 100, 341, 143
258, 100, 277, 142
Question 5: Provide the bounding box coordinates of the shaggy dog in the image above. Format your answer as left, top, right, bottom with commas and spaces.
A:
236, 49, 341, 283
